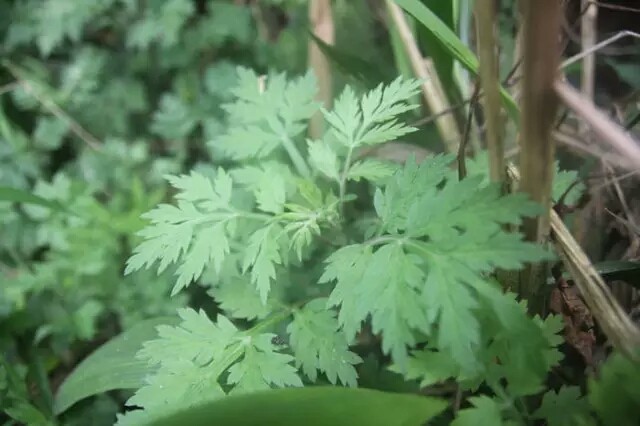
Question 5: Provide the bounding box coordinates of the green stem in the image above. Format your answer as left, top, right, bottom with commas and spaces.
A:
248, 309, 293, 335
209, 309, 294, 380
487, 380, 527, 424
281, 133, 311, 179
363, 235, 403, 247
238, 211, 273, 222
338, 146, 355, 214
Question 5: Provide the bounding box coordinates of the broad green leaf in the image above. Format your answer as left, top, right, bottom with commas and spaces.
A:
53, 317, 178, 415
393, 0, 477, 72
0, 185, 70, 214
606, 59, 640, 89
593, 260, 640, 289
393, 0, 519, 122
4, 403, 51, 426
145, 387, 448, 426
415, 0, 460, 103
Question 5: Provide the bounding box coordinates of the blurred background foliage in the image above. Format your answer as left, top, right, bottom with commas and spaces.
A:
1, 0, 639, 425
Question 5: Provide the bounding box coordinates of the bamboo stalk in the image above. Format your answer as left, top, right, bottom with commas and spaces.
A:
517, 0, 563, 306
555, 80, 640, 169
386, 1, 461, 153
308, 0, 334, 139
474, 0, 504, 183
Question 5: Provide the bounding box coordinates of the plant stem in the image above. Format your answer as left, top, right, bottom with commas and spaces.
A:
338, 146, 355, 212
240, 211, 273, 222
248, 309, 293, 335
281, 133, 311, 179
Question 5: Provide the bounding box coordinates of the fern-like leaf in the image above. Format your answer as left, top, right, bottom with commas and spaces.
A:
118, 309, 302, 424
125, 169, 237, 295
287, 299, 363, 387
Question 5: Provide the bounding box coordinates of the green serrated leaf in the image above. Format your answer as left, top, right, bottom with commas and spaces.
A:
588, 351, 640, 426
209, 277, 273, 321
118, 309, 278, 424
127, 0, 194, 48
390, 348, 458, 387
322, 76, 421, 149
347, 159, 397, 183
226, 334, 302, 394
307, 139, 340, 181
552, 165, 585, 206
322, 243, 428, 366
452, 396, 504, 426
287, 298, 362, 387
214, 68, 318, 164
533, 386, 590, 426
125, 170, 237, 295
151, 94, 197, 140
243, 224, 284, 304
33, 116, 68, 149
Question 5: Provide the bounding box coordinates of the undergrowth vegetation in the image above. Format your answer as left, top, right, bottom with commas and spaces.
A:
1, 1, 639, 426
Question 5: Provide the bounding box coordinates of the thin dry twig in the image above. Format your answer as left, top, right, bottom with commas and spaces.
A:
308, 0, 334, 139
588, 1, 640, 14
16, 80, 102, 151
580, 0, 597, 115
591, 169, 640, 192
458, 82, 481, 180
0, 81, 18, 97
554, 79, 640, 169
603, 163, 636, 228
3, 61, 102, 151
410, 97, 473, 128
410, 53, 525, 130
518, 0, 563, 306
553, 129, 635, 168
561, 30, 640, 69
